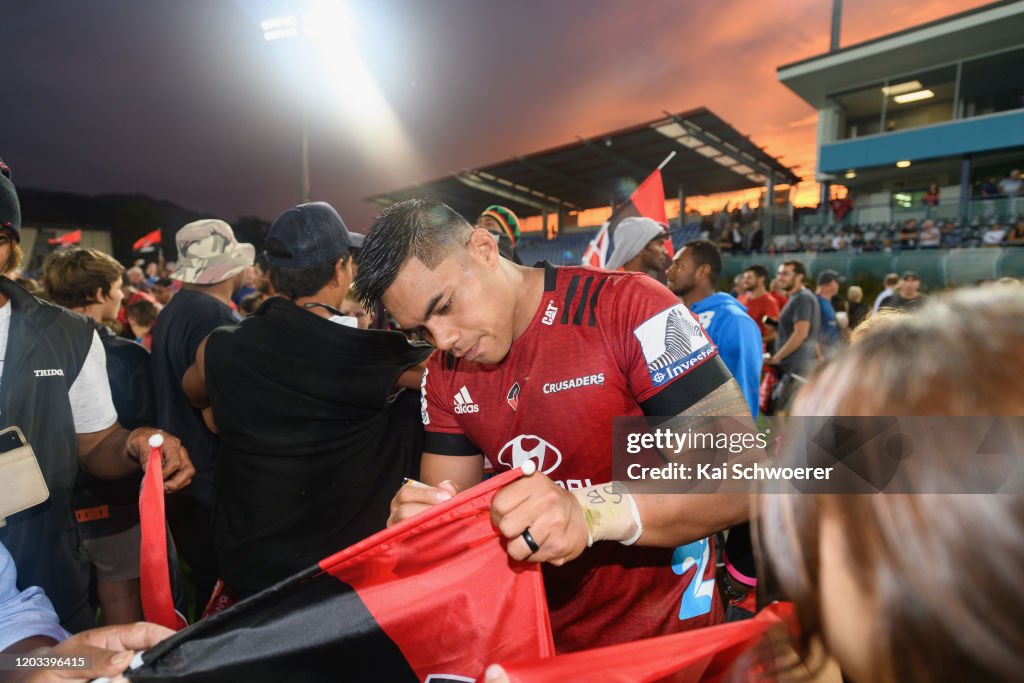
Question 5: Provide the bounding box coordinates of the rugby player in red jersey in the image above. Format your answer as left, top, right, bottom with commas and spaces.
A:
354, 198, 749, 652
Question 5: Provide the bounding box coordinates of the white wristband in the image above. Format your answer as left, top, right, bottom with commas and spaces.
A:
619, 492, 644, 546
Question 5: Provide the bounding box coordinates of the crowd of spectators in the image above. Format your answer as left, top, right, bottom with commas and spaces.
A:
1, 149, 1021, 683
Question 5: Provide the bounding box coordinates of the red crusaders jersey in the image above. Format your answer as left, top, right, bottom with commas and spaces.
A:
422, 262, 733, 652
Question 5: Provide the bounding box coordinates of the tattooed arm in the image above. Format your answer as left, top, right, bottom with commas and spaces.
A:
492, 379, 752, 564
575, 379, 750, 549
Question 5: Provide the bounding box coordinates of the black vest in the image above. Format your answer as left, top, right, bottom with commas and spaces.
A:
0, 277, 96, 631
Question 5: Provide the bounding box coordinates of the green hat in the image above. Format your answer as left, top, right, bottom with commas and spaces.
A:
479, 205, 520, 246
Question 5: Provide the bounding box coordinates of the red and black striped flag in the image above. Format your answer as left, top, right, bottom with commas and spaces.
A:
582, 168, 672, 269
129, 469, 553, 682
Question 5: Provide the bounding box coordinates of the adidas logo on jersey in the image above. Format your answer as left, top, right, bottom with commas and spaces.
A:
453, 386, 480, 414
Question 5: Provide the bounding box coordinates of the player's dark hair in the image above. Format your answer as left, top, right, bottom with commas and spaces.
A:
744, 264, 769, 284
267, 256, 346, 300
682, 239, 722, 282
354, 198, 473, 307
783, 260, 806, 277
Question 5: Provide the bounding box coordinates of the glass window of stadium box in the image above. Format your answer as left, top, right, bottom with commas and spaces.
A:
958, 47, 1024, 119
832, 82, 886, 140
882, 66, 957, 133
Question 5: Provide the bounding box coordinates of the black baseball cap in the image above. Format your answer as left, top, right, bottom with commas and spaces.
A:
265, 202, 353, 268
816, 269, 846, 286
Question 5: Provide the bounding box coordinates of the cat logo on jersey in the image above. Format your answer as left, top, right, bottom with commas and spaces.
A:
542, 300, 558, 326
497, 435, 562, 474
506, 382, 521, 411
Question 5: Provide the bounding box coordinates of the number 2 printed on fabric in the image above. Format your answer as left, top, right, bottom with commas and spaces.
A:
672, 538, 714, 620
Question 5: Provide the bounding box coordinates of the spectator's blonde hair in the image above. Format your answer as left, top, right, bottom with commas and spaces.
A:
758, 285, 1024, 682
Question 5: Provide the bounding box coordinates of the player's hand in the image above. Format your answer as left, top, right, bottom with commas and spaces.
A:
127, 428, 194, 493
386, 480, 459, 526
490, 471, 590, 566
14, 622, 173, 682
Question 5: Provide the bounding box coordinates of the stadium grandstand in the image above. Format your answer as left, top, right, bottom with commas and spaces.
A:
366, 107, 799, 248
776, 1, 1024, 247
366, 3, 1023, 297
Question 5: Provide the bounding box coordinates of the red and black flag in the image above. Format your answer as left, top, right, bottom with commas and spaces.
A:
47, 228, 81, 246
129, 469, 554, 682
582, 168, 671, 269
133, 228, 162, 252
495, 602, 795, 683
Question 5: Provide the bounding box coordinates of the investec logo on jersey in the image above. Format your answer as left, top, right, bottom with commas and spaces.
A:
542, 373, 605, 395
452, 386, 480, 414
633, 304, 715, 387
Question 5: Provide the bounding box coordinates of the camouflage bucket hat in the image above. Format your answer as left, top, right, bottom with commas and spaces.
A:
171, 219, 255, 285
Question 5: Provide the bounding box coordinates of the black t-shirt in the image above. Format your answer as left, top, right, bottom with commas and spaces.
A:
204, 298, 432, 592
151, 289, 240, 504
73, 324, 154, 538
881, 293, 928, 311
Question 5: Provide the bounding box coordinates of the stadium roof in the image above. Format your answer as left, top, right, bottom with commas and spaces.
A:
366, 107, 800, 219
778, 1, 1024, 108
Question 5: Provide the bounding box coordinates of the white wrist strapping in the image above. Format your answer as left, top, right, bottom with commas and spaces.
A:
619, 491, 644, 546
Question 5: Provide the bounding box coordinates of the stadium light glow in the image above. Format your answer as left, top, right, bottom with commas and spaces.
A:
260, 1, 423, 188
881, 80, 923, 96
261, 16, 300, 41
893, 89, 935, 104
896, 160, 912, 168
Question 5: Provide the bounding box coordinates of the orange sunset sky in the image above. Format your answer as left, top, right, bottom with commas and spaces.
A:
507, 0, 995, 231
0, 0, 998, 230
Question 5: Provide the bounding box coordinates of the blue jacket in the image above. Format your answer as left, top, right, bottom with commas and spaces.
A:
690, 293, 763, 418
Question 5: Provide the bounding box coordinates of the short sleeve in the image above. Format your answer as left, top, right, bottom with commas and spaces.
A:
421, 351, 480, 456
68, 331, 118, 434
187, 309, 240, 367
598, 274, 732, 416
0, 542, 69, 651
792, 293, 816, 323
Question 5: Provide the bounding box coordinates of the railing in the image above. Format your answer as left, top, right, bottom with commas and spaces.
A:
797, 197, 1023, 229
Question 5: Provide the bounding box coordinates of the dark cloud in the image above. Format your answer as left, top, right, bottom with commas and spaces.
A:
0, 0, 990, 229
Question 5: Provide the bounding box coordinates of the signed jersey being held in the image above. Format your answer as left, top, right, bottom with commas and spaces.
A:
422, 262, 733, 652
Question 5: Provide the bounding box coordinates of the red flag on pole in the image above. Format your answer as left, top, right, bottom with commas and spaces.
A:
133, 228, 162, 251
138, 434, 187, 631
582, 168, 672, 268
131, 468, 553, 682
47, 229, 81, 246
495, 602, 795, 683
